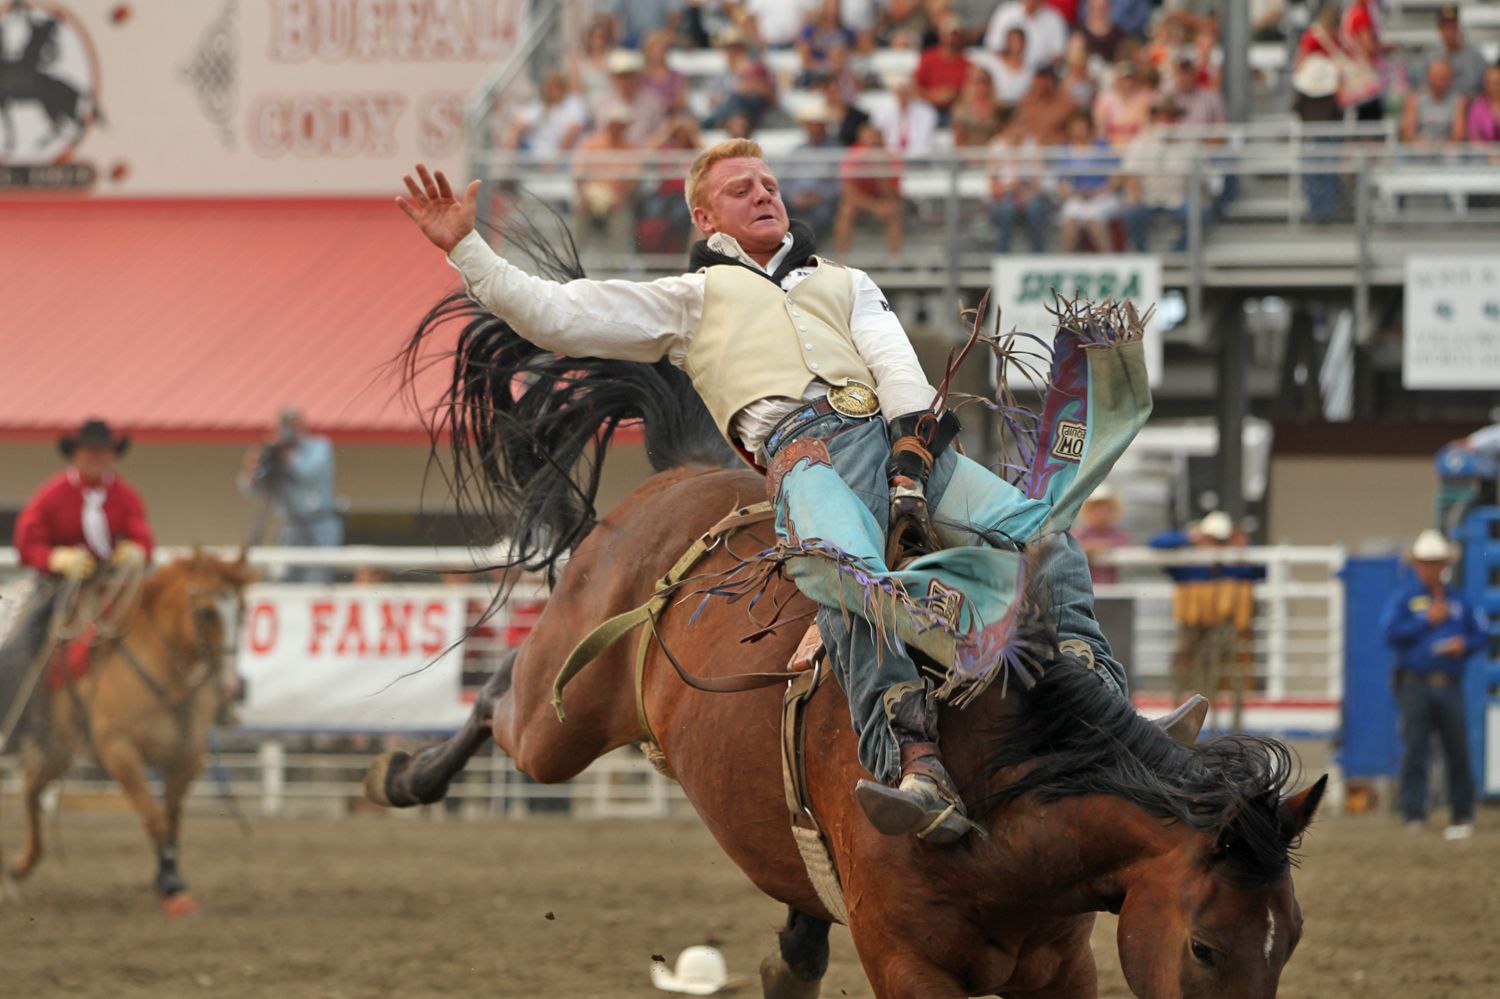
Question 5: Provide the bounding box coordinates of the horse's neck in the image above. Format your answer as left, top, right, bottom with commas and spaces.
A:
118, 593, 185, 679
964, 793, 1190, 919
941, 689, 1195, 917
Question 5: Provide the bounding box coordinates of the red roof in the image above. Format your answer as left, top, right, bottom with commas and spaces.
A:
0, 198, 463, 442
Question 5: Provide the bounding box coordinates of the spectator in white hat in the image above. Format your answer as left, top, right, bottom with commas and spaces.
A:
1380, 529, 1484, 840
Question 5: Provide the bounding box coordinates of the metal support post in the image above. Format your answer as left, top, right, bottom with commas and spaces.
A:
1354, 153, 1372, 344
1215, 300, 1248, 520
1188, 156, 1204, 327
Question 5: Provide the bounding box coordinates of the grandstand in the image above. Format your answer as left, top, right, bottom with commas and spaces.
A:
480, 0, 1500, 429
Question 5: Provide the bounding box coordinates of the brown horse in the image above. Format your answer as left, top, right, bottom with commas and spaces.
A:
365, 280, 1326, 999
1, 553, 251, 914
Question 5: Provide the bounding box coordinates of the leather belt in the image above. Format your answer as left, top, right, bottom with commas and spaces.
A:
763, 394, 878, 459
1399, 669, 1459, 687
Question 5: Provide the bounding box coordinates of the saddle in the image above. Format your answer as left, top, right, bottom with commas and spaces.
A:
50, 628, 97, 690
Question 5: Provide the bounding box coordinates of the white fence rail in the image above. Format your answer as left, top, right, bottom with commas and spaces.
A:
1, 541, 1345, 813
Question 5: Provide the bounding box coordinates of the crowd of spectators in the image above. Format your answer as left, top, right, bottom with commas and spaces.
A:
497, 1, 1500, 257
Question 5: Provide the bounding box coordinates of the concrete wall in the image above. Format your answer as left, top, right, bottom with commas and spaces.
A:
1267, 455, 1433, 552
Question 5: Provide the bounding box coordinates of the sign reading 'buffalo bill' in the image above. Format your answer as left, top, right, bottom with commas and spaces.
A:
0, 0, 523, 195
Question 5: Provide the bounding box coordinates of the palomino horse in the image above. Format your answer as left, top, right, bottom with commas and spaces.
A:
1, 553, 251, 914
368, 263, 1324, 996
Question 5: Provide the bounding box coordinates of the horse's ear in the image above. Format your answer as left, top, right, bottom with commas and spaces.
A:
234, 545, 250, 568
1281, 775, 1328, 842
1154, 693, 1209, 746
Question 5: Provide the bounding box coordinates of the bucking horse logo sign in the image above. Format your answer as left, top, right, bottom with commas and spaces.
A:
0, 0, 102, 187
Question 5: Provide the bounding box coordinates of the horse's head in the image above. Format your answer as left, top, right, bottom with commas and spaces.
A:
1113, 775, 1326, 999
147, 549, 257, 673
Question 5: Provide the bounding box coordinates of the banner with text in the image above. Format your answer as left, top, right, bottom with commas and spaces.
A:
237, 585, 471, 731
0, 0, 522, 195
1403, 256, 1500, 389
990, 254, 1164, 386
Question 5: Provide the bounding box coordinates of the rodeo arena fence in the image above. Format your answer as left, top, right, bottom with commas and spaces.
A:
0, 542, 1345, 821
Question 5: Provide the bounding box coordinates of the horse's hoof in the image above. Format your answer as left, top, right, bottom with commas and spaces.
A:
0, 870, 21, 905
760, 953, 822, 999
363, 750, 409, 808
161, 892, 200, 918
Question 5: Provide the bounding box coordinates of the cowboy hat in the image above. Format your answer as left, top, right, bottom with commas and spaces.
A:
1292, 54, 1339, 99
1411, 529, 1454, 562
1196, 510, 1234, 542
650, 946, 735, 995
58, 418, 130, 458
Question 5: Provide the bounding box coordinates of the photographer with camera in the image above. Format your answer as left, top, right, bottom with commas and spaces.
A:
238, 407, 343, 583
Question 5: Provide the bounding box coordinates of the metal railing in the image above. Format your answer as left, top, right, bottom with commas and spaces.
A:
1096, 544, 1346, 703
470, 126, 1500, 344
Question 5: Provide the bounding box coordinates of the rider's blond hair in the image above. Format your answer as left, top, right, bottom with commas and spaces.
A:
684, 139, 766, 212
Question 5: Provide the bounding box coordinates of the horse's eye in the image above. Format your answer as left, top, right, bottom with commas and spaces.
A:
1190, 940, 1217, 968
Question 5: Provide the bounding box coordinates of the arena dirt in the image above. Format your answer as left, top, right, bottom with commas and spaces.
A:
1, 805, 1496, 997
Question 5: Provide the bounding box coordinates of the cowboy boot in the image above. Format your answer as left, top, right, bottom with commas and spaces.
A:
853, 682, 973, 845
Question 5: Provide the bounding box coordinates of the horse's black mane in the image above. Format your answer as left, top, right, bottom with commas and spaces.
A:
976, 660, 1301, 885
399, 209, 736, 582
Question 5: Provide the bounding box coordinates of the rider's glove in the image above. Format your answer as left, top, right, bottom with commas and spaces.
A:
48, 546, 96, 580
112, 540, 147, 569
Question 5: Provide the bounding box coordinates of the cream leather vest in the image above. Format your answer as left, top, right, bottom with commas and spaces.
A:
685, 262, 874, 441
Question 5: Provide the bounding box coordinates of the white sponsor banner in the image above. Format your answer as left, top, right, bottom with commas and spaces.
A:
990, 254, 1164, 386
1402, 256, 1500, 389
0, 0, 523, 194
237, 584, 471, 730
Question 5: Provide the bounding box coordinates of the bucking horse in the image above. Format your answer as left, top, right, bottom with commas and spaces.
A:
365, 230, 1325, 998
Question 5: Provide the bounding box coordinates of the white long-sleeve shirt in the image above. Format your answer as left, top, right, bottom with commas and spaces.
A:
446, 229, 936, 455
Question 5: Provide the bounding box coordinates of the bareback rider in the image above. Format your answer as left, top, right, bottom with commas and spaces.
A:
398, 141, 1145, 844
0, 420, 153, 750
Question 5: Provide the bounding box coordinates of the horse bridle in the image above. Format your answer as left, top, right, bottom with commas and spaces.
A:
117, 579, 240, 735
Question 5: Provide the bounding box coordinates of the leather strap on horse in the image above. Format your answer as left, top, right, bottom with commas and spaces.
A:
551, 502, 777, 740
780, 653, 849, 924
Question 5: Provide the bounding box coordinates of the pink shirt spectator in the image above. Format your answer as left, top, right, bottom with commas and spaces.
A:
1093, 89, 1152, 146
1468, 98, 1500, 143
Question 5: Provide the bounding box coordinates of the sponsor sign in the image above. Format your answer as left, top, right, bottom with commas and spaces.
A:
237, 585, 471, 730
0, 0, 523, 195
990, 254, 1164, 386
1403, 256, 1500, 389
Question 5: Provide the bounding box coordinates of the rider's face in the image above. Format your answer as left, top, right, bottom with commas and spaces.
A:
692, 157, 789, 259
73, 445, 115, 482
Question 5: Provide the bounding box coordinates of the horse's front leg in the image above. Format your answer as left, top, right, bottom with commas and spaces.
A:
94, 736, 194, 912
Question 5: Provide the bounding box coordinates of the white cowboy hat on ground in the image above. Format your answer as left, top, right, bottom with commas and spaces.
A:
651, 946, 735, 995
1411, 529, 1454, 562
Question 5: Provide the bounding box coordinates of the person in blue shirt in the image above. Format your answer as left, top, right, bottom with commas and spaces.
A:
238, 407, 343, 583
1380, 529, 1487, 840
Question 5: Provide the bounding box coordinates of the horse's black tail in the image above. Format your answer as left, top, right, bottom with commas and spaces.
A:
400, 206, 736, 582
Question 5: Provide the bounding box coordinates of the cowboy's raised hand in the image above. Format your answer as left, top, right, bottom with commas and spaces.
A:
396, 163, 480, 254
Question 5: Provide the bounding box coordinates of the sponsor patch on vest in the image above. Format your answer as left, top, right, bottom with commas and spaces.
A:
1052, 420, 1087, 462
926, 579, 964, 630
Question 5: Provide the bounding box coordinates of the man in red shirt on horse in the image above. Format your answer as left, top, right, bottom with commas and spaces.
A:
0, 419, 154, 750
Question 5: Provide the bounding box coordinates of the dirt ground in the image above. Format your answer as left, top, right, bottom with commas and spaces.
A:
1, 805, 1497, 998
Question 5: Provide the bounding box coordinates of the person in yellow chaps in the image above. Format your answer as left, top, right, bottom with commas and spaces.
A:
397, 140, 1151, 844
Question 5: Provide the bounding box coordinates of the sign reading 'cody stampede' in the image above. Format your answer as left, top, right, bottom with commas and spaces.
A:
991, 254, 1165, 386
0, 0, 522, 195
